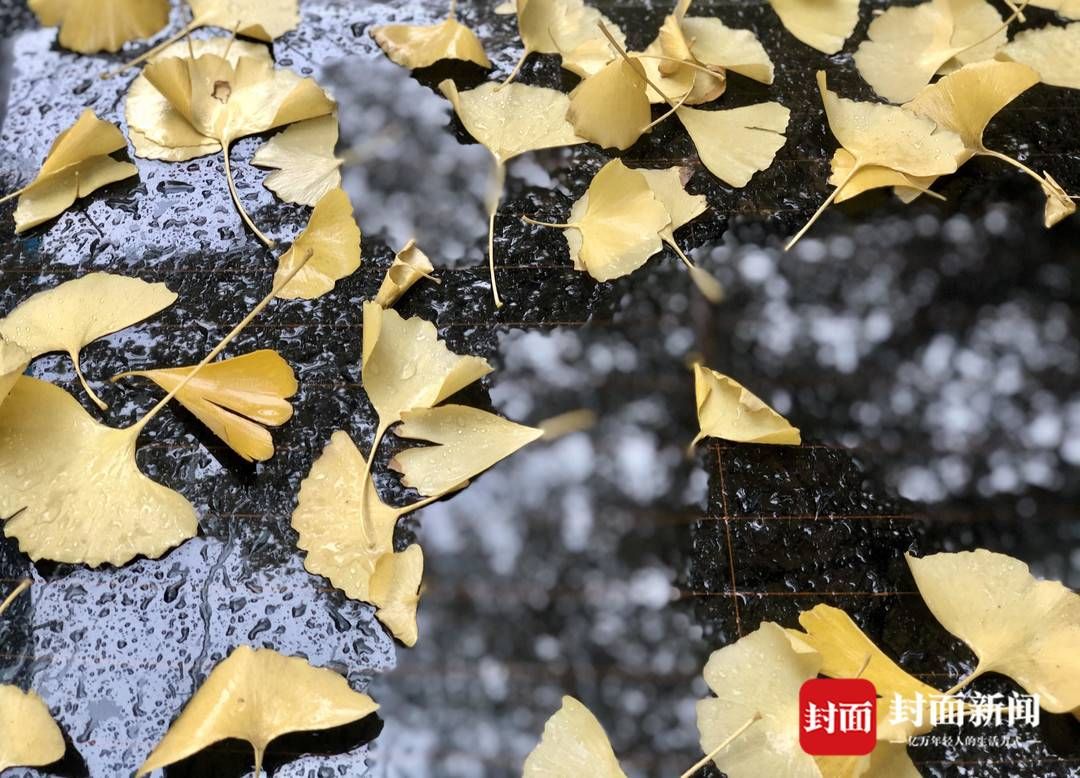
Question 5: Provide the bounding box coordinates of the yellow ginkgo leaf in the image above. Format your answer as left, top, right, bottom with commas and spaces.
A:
524, 159, 670, 283
691, 364, 800, 447
371, 5, 491, 70
136, 646, 378, 777
0, 272, 177, 409
636, 1, 773, 105
677, 102, 790, 188
274, 188, 362, 299
829, 149, 940, 205
390, 404, 542, 496
999, 22, 1080, 90
767, 0, 859, 54
902, 60, 1074, 226
907, 549, 1080, 713
439, 78, 585, 307
789, 604, 941, 737
507, 0, 627, 83
523, 696, 627, 777
0, 256, 312, 569
696, 623, 820, 778
635, 166, 722, 302
112, 349, 296, 462
134, 49, 335, 246
567, 56, 651, 151
292, 431, 452, 645
854, 0, 1018, 103
374, 239, 438, 308
0, 686, 65, 774
29, 0, 168, 53
787, 71, 965, 249
251, 115, 344, 207
0, 340, 29, 408
4, 109, 137, 234
0, 376, 199, 567
125, 37, 270, 163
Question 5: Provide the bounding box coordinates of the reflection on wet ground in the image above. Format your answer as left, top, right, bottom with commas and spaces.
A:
1, 0, 1078, 776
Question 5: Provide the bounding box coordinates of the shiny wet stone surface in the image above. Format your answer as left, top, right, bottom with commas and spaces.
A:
2, 0, 1080, 776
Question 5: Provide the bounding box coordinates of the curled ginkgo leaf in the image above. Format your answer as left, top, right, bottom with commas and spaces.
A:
505, 0, 627, 83
999, 22, 1080, 90
787, 71, 965, 249
131, 47, 335, 246
854, 0, 1022, 103
29, 0, 168, 53
112, 349, 296, 462
293, 431, 455, 645
274, 188, 362, 299
390, 404, 542, 496
3, 109, 138, 234
0, 686, 65, 774
767, 0, 859, 54
439, 78, 584, 306
136, 646, 378, 777
522, 696, 627, 777
694, 623, 818, 778
0, 255, 312, 568
252, 115, 344, 207
0, 272, 177, 409
691, 363, 800, 447
907, 549, 1080, 713
374, 239, 439, 308
636, 0, 774, 105
677, 103, 790, 188
0, 340, 29, 408
635, 166, 723, 302
110, 0, 300, 74
371, 1, 491, 70
524, 159, 670, 283
904, 60, 1075, 227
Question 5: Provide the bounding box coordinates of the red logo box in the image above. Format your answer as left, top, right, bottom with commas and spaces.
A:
799, 678, 877, 756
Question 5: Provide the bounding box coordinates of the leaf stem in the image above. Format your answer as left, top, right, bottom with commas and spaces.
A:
786, 164, 860, 251
500, 49, 529, 88
101, 19, 200, 79
130, 250, 314, 434
486, 162, 507, 309
599, 22, 678, 110
679, 712, 761, 778
253, 746, 263, 778
949, 0, 1029, 62
521, 215, 573, 229
222, 141, 275, 249
642, 86, 692, 132
72, 352, 109, 410
358, 420, 389, 549
0, 184, 29, 204
978, 147, 1047, 188
0, 578, 30, 618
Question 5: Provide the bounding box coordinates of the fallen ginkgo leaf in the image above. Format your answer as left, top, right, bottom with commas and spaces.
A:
439, 78, 585, 306
136, 646, 378, 777
293, 431, 458, 645
907, 549, 1080, 713
522, 696, 627, 778
695, 623, 818, 778
767, 0, 859, 54
390, 404, 542, 496
252, 115, 344, 207
635, 166, 724, 302
29, 0, 168, 53
133, 47, 335, 246
0, 272, 177, 409
112, 349, 297, 462
524, 159, 670, 282
274, 188, 362, 299
371, 1, 491, 70
567, 56, 652, 151
998, 22, 1080, 90
4, 109, 138, 234
787, 71, 965, 249
691, 364, 801, 447
904, 60, 1075, 227
505, 0, 627, 83
0, 686, 65, 774
374, 239, 438, 308
676, 102, 790, 188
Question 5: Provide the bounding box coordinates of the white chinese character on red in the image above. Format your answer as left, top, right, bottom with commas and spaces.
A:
838, 702, 874, 734
804, 701, 838, 734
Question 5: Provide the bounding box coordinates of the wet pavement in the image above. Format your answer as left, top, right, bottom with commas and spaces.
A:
1, 0, 1079, 776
